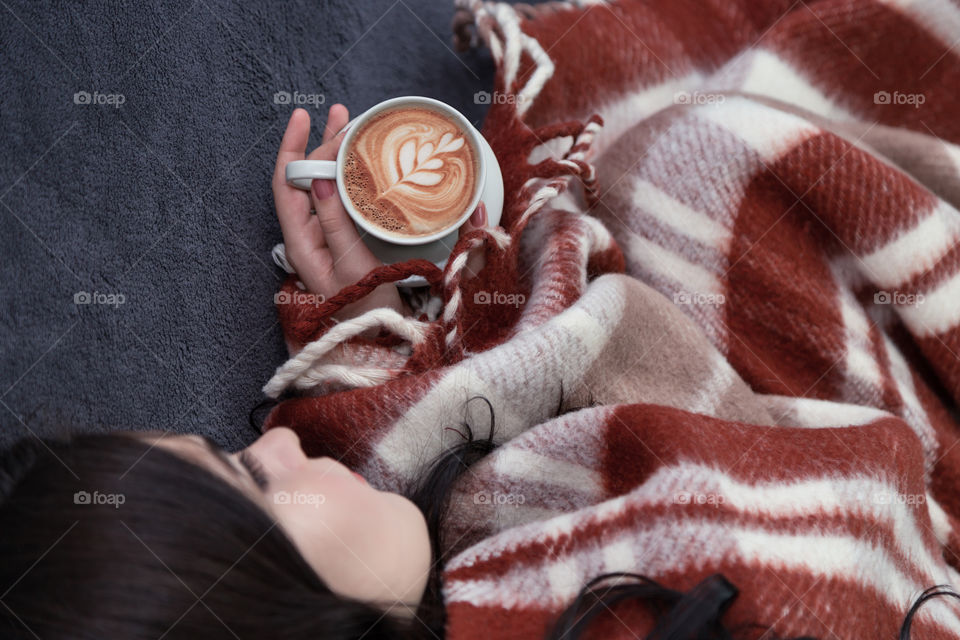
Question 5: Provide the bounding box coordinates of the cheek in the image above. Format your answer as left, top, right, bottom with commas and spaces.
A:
267, 475, 431, 600
269, 475, 390, 550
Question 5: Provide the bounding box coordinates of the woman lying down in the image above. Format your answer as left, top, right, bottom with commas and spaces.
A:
0, 106, 951, 639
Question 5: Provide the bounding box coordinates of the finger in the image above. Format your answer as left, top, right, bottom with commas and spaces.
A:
311, 177, 364, 262
321, 104, 349, 144
306, 104, 360, 260
273, 108, 310, 187
458, 202, 487, 278
272, 109, 313, 239
308, 105, 350, 161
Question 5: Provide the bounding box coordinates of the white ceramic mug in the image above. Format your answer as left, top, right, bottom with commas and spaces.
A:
286, 96, 489, 246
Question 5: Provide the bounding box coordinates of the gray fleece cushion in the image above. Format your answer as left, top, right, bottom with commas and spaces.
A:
0, 0, 501, 451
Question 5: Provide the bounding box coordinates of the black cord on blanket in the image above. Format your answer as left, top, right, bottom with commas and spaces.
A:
900, 585, 960, 639
248, 397, 279, 435
546, 572, 818, 640
548, 572, 734, 639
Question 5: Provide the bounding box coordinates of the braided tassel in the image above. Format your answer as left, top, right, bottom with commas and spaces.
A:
438, 226, 513, 364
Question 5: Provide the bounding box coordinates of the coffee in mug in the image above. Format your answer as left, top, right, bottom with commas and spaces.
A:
343, 106, 480, 238
285, 96, 492, 247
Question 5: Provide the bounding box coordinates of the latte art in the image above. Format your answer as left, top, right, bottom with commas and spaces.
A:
344, 107, 478, 237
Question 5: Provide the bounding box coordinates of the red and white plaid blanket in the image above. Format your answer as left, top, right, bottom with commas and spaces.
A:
263, 0, 960, 637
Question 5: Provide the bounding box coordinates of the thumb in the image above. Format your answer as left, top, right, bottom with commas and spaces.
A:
311, 178, 362, 261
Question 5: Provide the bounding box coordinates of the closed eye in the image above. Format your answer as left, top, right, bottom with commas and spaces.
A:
238, 450, 271, 490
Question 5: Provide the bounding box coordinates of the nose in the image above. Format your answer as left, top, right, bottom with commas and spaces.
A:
245, 426, 307, 475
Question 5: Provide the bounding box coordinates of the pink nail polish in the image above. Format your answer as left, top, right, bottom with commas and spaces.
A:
312, 179, 336, 200
470, 203, 486, 226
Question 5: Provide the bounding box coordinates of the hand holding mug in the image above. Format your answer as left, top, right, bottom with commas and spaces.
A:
271, 106, 487, 323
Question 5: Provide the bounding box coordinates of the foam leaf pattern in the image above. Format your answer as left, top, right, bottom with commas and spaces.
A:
392, 133, 466, 189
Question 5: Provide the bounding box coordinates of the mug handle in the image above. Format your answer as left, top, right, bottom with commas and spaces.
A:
286, 160, 337, 191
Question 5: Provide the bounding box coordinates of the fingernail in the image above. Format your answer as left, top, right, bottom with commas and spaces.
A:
470, 202, 486, 226
312, 179, 336, 200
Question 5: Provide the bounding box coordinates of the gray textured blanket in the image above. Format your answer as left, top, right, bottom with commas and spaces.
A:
0, 0, 496, 450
